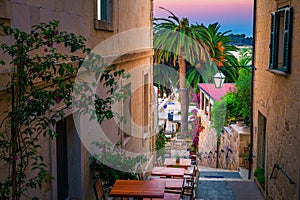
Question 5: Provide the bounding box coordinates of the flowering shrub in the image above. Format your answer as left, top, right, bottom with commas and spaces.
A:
191, 93, 200, 109
188, 93, 204, 153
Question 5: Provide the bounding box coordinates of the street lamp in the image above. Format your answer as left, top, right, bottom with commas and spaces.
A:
213, 71, 226, 88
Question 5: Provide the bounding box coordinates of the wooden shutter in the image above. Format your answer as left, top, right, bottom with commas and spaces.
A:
269, 12, 277, 69
101, 0, 107, 21
282, 7, 293, 73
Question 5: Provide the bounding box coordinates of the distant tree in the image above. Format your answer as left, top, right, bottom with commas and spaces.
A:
228, 34, 253, 46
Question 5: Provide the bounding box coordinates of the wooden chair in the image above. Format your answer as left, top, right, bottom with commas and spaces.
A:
182, 181, 195, 200
182, 168, 200, 200
184, 165, 197, 186
164, 178, 184, 197
193, 169, 200, 198
93, 178, 105, 200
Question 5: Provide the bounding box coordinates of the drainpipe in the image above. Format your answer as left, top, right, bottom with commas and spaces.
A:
248, 0, 257, 180
216, 140, 219, 168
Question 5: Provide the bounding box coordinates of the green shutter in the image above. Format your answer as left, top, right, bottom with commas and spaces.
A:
282, 7, 293, 73
101, 0, 107, 21
269, 12, 277, 69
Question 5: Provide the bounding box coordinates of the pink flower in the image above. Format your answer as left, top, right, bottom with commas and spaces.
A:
53, 97, 61, 103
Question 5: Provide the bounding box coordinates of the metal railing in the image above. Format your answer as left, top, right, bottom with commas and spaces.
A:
270, 163, 295, 184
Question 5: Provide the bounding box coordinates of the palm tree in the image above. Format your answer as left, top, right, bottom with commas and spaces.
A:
153, 63, 179, 98
154, 7, 211, 138
195, 23, 239, 83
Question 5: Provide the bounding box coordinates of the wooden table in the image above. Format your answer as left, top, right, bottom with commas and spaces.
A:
151, 167, 185, 178
144, 179, 183, 200
164, 158, 191, 169
109, 180, 165, 198
150, 178, 184, 190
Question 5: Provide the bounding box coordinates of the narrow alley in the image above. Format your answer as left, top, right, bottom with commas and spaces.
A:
196, 167, 264, 200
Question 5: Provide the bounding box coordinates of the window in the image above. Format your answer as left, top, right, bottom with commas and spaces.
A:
142, 73, 150, 144
95, 0, 113, 31
269, 7, 293, 73
143, 73, 149, 133
122, 83, 132, 146
97, 0, 110, 21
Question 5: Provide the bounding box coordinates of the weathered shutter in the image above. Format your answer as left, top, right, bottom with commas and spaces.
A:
269, 12, 277, 69
282, 7, 293, 73
101, 0, 107, 21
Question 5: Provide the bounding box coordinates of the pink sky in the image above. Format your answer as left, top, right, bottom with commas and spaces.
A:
154, 0, 253, 36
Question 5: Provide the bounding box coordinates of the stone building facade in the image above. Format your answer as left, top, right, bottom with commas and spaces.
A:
0, 0, 154, 199
197, 83, 250, 170
253, 0, 300, 199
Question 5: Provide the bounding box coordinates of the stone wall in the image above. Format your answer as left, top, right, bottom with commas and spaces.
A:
219, 124, 250, 170
198, 109, 218, 168
253, 0, 300, 199
197, 111, 250, 170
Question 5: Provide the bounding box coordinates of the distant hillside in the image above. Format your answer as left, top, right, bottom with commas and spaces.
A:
228, 34, 253, 46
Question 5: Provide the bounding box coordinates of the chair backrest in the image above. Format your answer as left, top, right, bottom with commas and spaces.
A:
193, 168, 200, 199
191, 165, 197, 180
194, 168, 200, 187
93, 178, 105, 200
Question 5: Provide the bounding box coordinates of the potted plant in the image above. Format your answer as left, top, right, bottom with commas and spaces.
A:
175, 154, 180, 163
254, 168, 265, 190
243, 155, 250, 169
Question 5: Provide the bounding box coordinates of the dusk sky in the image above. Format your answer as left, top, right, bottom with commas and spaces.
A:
154, 0, 253, 36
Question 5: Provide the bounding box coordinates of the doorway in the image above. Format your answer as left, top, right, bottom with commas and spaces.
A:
257, 111, 266, 170
56, 115, 82, 200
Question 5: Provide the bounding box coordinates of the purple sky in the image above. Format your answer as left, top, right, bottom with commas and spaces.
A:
154, 0, 254, 36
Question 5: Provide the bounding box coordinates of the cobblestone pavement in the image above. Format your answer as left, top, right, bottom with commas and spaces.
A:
196, 167, 264, 200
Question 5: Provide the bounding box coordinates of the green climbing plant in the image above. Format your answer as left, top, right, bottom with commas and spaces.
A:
0, 21, 126, 199
210, 99, 227, 145
155, 128, 168, 159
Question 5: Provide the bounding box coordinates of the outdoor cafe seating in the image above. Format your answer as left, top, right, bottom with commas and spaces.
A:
94, 156, 199, 200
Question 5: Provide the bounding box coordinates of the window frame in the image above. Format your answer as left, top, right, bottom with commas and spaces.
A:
269, 7, 293, 74
94, 0, 113, 31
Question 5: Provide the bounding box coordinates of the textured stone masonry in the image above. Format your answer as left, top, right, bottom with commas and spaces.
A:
253, 0, 300, 199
